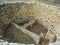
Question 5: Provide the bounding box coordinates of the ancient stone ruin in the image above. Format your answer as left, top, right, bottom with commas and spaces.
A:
0, 0, 60, 45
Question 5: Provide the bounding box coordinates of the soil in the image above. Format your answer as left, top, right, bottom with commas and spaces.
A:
18, 20, 29, 26
39, 37, 49, 44
27, 21, 48, 35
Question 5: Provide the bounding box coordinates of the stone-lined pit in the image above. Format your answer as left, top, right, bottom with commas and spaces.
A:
3, 23, 35, 44
0, 2, 59, 44
27, 20, 48, 36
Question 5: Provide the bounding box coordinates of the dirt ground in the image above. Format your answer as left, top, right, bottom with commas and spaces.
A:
27, 21, 48, 36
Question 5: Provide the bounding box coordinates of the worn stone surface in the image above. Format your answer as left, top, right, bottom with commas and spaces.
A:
48, 41, 60, 45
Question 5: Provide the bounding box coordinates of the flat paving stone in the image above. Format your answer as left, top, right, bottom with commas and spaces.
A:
2, 41, 8, 45
0, 42, 3, 45
9, 43, 17, 45
27, 44, 35, 45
